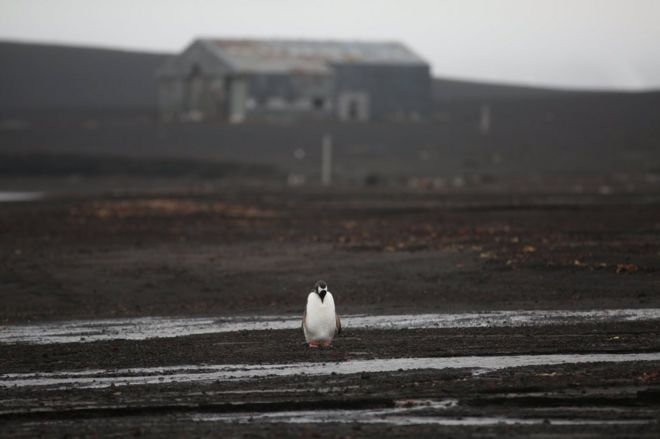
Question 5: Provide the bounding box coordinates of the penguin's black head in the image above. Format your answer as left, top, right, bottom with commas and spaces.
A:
314, 280, 328, 302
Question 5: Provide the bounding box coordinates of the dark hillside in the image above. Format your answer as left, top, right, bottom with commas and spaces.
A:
0, 41, 170, 112
432, 77, 570, 102
1, 41, 659, 184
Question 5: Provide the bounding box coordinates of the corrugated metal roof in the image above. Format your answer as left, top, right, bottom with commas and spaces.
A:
200, 38, 427, 74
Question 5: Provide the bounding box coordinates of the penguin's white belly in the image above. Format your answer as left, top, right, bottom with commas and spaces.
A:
304, 309, 335, 342
304, 293, 336, 342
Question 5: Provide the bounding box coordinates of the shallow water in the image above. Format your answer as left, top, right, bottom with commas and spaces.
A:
192, 399, 462, 425
0, 191, 44, 202
194, 413, 653, 426
193, 405, 653, 427
3, 308, 660, 345
3, 352, 660, 390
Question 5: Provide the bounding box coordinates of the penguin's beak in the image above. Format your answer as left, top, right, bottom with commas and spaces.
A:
318, 290, 327, 302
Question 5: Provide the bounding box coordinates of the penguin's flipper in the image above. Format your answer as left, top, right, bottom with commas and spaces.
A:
302, 310, 307, 331
335, 314, 341, 335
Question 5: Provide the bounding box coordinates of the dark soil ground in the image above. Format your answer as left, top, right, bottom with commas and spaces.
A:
1, 184, 660, 437
2, 188, 660, 322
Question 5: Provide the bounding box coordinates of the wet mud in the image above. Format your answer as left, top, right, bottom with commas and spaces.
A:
3, 308, 659, 345
1, 188, 659, 437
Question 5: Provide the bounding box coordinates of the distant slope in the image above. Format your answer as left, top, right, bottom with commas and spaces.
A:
432, 77, 660, 103
433, 77, 575, 102
0, 41, 171, 112
1, 40, 657, 116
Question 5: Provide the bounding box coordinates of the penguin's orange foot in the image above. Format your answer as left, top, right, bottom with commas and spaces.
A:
322, 341, 332, 348
308, 341, 320, 348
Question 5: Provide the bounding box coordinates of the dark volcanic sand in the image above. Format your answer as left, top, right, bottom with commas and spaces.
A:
1, 186, 659, 437
2, 189, 659, 322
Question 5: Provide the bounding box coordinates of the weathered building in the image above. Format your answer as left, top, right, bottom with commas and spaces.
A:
156, 38, 431, 123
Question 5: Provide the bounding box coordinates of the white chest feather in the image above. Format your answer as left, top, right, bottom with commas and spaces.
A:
304, 292, 337, 342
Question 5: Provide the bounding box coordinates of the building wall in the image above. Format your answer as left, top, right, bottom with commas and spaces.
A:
157, 41, 432, 123
245, 73, 334, 120
157, 41, 233, 122
332, 64, 432, 121
158, 74, 228, 122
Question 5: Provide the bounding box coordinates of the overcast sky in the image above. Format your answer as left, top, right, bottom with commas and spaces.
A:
2, 0, 660, 90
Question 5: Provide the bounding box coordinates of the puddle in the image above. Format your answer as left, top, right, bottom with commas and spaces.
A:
192, 399, 470, 426
194, 412, 653, 426
0, 191, 44, 202
193, 406, 652, 426
2, 308, 660, 345
191, 393, 657, 427
3, 352, 660, 390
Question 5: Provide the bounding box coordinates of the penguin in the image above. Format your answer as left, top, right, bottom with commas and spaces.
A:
302, 280, 341, 348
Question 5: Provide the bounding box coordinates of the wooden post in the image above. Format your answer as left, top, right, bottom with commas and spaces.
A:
479, 103, 491, 135
321, 134, 332, 186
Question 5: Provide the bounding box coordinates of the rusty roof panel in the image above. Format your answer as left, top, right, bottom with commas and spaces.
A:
200, 38, 427, 74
